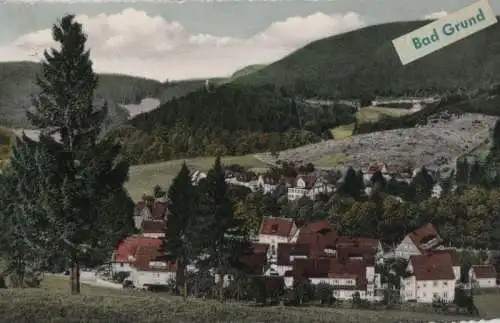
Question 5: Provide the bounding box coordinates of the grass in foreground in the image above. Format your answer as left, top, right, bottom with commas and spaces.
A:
330, 107, 411, 140
0, 275, 477, 323
126, 155, 267, 201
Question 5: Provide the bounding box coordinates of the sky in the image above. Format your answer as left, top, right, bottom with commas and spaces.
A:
0, 0, 498, 81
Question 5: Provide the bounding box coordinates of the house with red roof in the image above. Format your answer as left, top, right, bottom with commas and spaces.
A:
292, 257, 380, 301
111, 235, 163, 275
469, 265, 497, 288
257, 217, 298, 262
393, 223, 443, 259
126, 245, 177, 289
400, 253, 456, 303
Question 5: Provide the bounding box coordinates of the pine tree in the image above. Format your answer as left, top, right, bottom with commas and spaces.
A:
164, 162, 197, 300
339, 167, 363, 199
192, 156, 250, 302
9, 15, 133, 294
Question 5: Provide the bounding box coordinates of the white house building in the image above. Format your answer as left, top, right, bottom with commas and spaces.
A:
287, 174, 334, 201
469, 265, 497, 288
257, 174, 280, 194
400, 253, 456, 303
126, 245, 176, 289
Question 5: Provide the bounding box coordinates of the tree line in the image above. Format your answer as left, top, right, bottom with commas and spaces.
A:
108, 85, 357, 164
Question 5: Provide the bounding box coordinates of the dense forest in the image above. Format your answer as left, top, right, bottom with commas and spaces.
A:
111, 84, 357, 164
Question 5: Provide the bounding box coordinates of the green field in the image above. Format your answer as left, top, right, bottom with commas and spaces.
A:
314, 153, 351, 167
0, 274, 492, 323
126, 155, 267, 200
331, 107, 412, 140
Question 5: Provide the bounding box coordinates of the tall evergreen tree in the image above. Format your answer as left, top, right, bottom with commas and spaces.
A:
164, 162, 197, 299
339, 167, 363, 199
9, 15, 133, 294
192, 156, 250, 302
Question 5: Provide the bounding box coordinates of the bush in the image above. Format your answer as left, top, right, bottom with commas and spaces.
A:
314, 283, 335, 306
112, 271, 130, 283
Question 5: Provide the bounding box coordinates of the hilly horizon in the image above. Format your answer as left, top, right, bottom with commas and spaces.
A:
233, 18, 500, 98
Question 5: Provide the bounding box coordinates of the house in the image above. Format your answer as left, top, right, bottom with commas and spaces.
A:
133, 196, 168, 230
469, 265, 497, 288
191, 170, 207, 185
393, 223, 443, 259
127, 245, 176, 289
226, 171, 259, 191
287, 174, 333, 201
292, 257, 380, 301
111, 235, 163, 274
257, 217, 298, 262
363, 163, 390, 184
257, 174, 280, 194
400, 253, 456, 303
141, 220, 166, 238
296, 220, 338, 258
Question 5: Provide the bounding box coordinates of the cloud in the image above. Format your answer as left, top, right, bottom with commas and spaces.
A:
424, 11, 447, 19
0, 8, 365, 81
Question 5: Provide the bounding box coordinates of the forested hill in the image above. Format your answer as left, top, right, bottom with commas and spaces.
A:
234, 19, 500, 98
111, 84, 357, 164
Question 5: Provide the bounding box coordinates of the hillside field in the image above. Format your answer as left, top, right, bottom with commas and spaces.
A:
126, 155, 267, 200
0, 275, 495, 323
331, 107, 412, 139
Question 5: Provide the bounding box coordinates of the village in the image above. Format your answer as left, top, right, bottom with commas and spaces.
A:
102, 162, 498, 308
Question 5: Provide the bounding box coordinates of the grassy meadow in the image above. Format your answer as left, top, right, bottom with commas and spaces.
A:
330, 106, 412, 139
1, 275, 495, 323
126, 155, 267, 200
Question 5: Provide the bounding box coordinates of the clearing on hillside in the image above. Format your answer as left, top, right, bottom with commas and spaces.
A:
257, 113, 498, 172
126, 155, 266, 201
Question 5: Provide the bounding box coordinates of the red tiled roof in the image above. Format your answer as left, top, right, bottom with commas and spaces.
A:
251, 243, 269, 254
337, 246, 376, 266
113, 236, 163, 262
366, 163, 387, 174
336, 236, 379, 249
141, 220, 166, 234
408, 223, 443, 251
290, 243, 310, 256
425, 249, 460, 266
409, 253, 455, 281
132, 245, 176, 272
151, 202, 168, 220
472, 265, 497, 279
259, 217, 294, 237
241, 253, 267, 275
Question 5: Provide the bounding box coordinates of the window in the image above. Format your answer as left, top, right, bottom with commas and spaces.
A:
422, 292, 426, 297
422, 283, 426, 288
433, 281, 438, 287
120, 263, 124, 267
443, 281, 448, 286
443, 292, 448, 298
